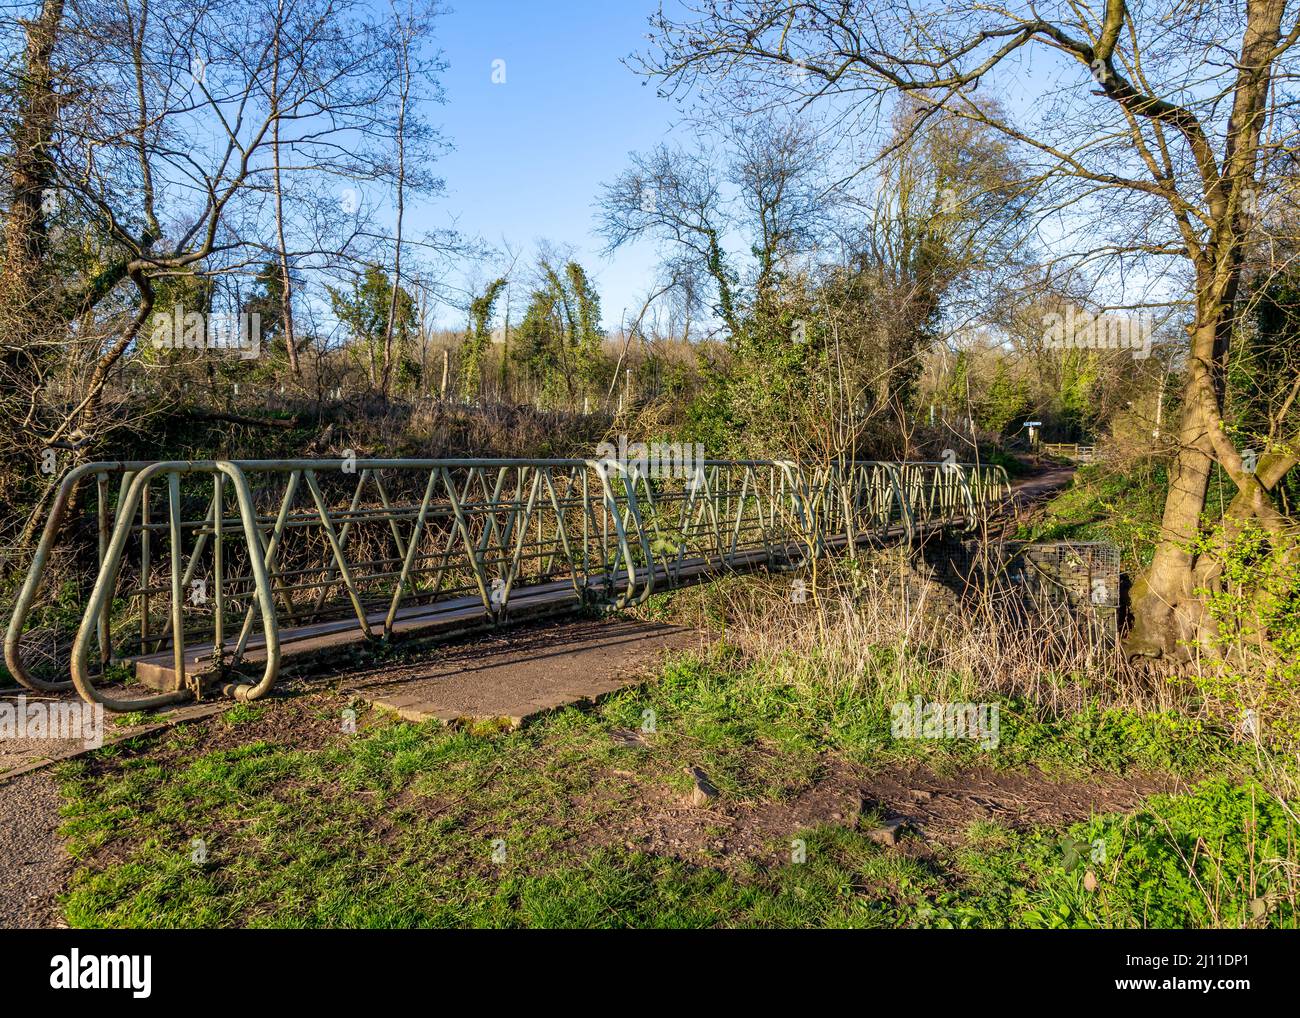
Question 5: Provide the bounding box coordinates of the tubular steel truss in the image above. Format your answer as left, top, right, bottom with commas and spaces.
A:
5, 457, 1009, 712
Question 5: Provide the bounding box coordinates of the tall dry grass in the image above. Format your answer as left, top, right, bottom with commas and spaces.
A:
648, 545, 1196, 720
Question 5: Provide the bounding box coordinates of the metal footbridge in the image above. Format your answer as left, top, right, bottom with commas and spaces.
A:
5, 457, 1010, 712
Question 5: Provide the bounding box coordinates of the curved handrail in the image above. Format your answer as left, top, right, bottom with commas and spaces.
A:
4, 461, 154, 692
70, 461, 281, 712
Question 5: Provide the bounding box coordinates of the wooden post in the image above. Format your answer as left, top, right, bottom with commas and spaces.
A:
440, 348, 449, 399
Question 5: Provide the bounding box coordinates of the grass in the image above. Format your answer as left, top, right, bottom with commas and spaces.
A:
1016, 460, 1168, 569
221, 703, 267, 727
613, 649, 1254, 778
41, 491, 1300, 929
52, 648, 1297, 928
929, 778, 1299, 928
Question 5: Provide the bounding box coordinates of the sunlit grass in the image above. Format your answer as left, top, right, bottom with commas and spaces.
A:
53, 647, 1296, 928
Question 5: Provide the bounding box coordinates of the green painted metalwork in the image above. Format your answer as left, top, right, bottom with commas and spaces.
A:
5, 457, 1009, 712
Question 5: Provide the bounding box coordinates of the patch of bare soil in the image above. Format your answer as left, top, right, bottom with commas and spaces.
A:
177, 694, 350, 755
69, 692, 354, 780
590, 754, 1183, 869
858, 763, 1182, 848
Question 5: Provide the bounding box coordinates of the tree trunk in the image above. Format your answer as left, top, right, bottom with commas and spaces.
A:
1125, 393, 1215, 657
381, 23, 411, 399
1126, 0, 1285, 659
271, 141, 298, 369
1, 0, 63, 342
1127, 299, 1233, 658
270, 1, 298, 376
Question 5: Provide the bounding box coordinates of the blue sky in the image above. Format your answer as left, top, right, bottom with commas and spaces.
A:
420, 0, 683, 330
408, 2, 1175, 335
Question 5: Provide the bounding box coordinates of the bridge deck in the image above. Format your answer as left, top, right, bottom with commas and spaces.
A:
128, 537, 865, 689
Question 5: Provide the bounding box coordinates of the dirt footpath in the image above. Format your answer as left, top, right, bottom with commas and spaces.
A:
0, 770, 68, 928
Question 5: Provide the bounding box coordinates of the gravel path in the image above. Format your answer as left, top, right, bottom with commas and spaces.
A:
0, 771, 67, 928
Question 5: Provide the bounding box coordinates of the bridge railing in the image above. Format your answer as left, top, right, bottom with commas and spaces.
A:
5, 457, 1009, 711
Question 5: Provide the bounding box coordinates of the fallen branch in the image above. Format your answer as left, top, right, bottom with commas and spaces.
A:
187, 409, 301, 430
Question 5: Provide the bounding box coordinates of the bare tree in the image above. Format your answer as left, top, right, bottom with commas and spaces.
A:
0, 0, 435, 539
380, 0, 420, 396
269, 0, 300, 377
601, 141, 743, 336
639, 0, 1300, 660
